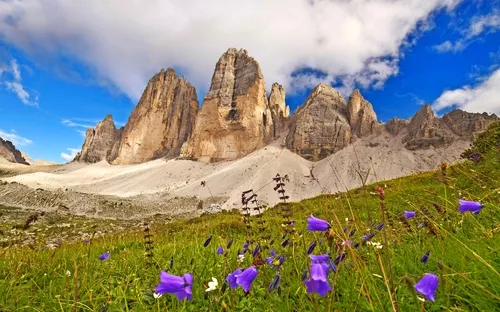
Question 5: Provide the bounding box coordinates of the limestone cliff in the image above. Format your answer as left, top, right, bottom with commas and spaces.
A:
181, 48, 273, 162
74, 114, 121, 163
113, 68, 198, 164
285, 84, 351, 161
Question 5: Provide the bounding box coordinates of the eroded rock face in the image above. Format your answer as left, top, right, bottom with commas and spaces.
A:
0, 138, 29, 165
347, 89, 377, 138
113, 69, 198, 164
285, 84, 351, 161
441, 109, 499, 140
268, 82, 290, 137
386, 117, 409, 135
404, 104, 455, 150
182, 48, 273, 162
74, 115, 121, 163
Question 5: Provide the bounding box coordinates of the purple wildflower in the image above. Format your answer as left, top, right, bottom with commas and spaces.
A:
404, 211, 416, 219
235, 266, 258, 292
349, 228, 356, 237
243, 241, 249, 250
156, 271, 193, 301
307, 215, 331, 232
270, 249, 277, 257
334, 252, 346, 266
203, 235, 212, 247
376, 223, 384, 230
216, 246, 224, 255
414, 273, 439, 302
226, 268, 243, 289
362, 232, 376, 242
268, 274, 281, 292
305, 258, 332, 297
307, 240, 317, 255
421, 251, 430, 264
266, 257, 273, 265
252, 244, 261, 257
226, 239, 233, 249
458, 200, 483, 214
98, 252, 110, 261
281, 238, 289, 247
305, 278, 332, 297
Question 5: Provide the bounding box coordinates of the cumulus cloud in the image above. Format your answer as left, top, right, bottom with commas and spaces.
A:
0, 58, 38, 106
0, 129, 33, 146
0, 0, 460, 100
60, 148, 80, 162
432, 69, 500, 115
434, 10, 500, 53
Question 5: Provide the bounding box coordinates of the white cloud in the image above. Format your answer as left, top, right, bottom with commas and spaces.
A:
60, 148, 80, 162
0, 58, 38, 106
432, 68, 500, 115
0, 0, 460, 99
0, 129, 33, 146
434, 10, 500, 53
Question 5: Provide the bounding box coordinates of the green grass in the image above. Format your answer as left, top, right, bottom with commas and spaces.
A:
0, 127, 499, 311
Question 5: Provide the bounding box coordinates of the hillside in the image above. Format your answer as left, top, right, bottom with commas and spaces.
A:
0, 122, 498, 311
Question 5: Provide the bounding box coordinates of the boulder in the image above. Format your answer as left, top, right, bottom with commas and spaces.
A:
182, 48, 273, 162
285, 84, 351, 161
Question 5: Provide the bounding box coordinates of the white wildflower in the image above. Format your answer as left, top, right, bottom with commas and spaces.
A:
153, 293, 162, 299
65, 270, 71, 277
205, 277, 218, 292
238, 254, 245, 264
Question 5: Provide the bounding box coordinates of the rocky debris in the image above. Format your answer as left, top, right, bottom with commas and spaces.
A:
205, 204, 222, 214
385, 117, 409, 135
113, 69, 198, 164
74, 115, 121, 163
403, 104, 455, 150
181, 48, 273, 162
268, 82, 290, 137
347, 89, 378, 138
441, 109, 499, 140
0, 137, 29, 165
285, 84, 351, 161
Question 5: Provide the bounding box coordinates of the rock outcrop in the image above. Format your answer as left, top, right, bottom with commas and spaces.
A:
385, 117, 409, 135
347, 90, 378, 138
112, 68, 198, 164
268, 82, 290, 137
181, 48, 273, 162
74, 115, 121, 163
285, 84, 351, 161
0, 137, 29, 165
403, 104, 455, 150
441, 109, 498, 140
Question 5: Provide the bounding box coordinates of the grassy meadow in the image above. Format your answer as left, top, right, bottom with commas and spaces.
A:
0, 122, 499, 311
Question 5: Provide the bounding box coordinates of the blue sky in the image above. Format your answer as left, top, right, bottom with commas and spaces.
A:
0, 0, 499, 163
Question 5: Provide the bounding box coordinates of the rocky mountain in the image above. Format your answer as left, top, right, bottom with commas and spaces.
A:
347, 89, 378, 138
268, 82, 290, 137
74, 47, 498, 166
180, 48, 274, 162
0, 137, 29, 165
74, 115, 122, 163
113, 68, 199, 164
285, 84, 351, 161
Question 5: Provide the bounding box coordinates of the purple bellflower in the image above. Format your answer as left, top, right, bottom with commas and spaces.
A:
421, 251, 430, 264
98, 252, 110, 261
156, 271, 193, 301
227, 268, 243, 289
307, 215, 331, 232
404, 211, 416, 219
414, 273, 439, 302
458, 199, 483, 214
216, 246, 224, 255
